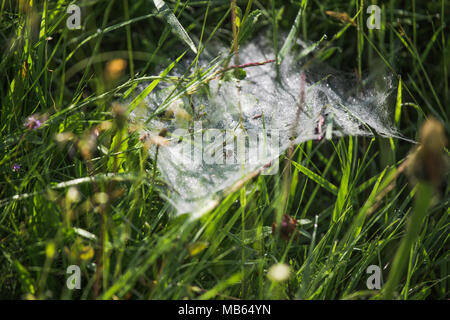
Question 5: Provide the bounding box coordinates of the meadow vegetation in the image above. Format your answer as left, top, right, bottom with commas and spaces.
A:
0, 0, 448, 299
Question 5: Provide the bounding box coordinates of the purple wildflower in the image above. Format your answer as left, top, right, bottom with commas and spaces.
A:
24, 115, 42, 130
12, 163, 21, 172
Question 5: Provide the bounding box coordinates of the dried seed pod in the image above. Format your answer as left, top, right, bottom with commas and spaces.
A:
112, 102, 127, 129
325, 11, 357, 27
406, 117, 449, 188
164, 109, 175, 120
149, 135, 169, 147
78, 131, 98, 160
158, 127, 168, 137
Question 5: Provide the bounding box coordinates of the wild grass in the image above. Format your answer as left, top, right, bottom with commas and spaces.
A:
0, 0, 448, 299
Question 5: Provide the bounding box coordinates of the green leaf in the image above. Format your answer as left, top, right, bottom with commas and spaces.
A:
291, 160, 338, 195
128, 51, 186, 114
188, 241, 209, 256
278, 0, 306, 64
235, 6, 242, 28
238, 10, 261, 44
107, 126, 128, 173
14, 260, 36, 295
395, 77, 402, 126
236, 68, 247, 80
198, 271, 243, 300
152, 0, 197, 54
332, 137, 353, 222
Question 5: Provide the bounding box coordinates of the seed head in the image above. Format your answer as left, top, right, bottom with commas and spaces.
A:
267, 263, 290, 282
406, 117, 449, 188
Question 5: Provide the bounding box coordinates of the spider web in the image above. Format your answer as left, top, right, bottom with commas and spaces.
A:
130, 39, 408, 218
